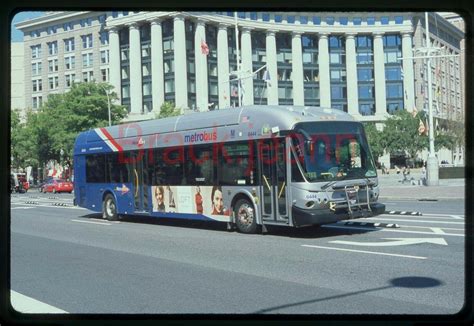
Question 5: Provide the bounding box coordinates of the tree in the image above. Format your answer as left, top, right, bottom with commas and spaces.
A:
11, 82, 128, 168
383, 110, 428, 162
11, 109, 39, 169
156, 101, 180, 119
362, 122, 385, 163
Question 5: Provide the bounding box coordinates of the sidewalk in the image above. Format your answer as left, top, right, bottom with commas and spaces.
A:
377, 172, 465, 200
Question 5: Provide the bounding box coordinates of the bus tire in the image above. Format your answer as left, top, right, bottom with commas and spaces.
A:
234, 199, 257, 234
103, 194, 118, 221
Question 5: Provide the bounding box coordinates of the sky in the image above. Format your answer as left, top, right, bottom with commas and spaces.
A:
11, 11, 44, 42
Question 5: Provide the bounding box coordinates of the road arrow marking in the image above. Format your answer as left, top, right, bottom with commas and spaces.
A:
329, 237, 448, 247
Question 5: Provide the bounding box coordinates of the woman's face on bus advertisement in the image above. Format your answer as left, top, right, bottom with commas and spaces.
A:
156, 188, 164, 204
213, 189, 224, 213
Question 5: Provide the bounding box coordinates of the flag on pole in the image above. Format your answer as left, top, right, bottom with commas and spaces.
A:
418, 119, 425, 135
201, 40, 209, 56
263, 69, 271, 87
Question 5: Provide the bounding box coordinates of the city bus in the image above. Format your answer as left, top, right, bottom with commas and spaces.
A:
73, 105, 385, 233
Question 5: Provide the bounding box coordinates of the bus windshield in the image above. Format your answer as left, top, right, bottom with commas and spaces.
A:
292, 121, 377, 182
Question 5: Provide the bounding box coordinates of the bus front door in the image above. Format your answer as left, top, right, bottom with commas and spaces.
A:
259, 139, 288, 223
131, 151, 149, 213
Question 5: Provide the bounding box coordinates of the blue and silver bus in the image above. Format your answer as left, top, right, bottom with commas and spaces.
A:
73, 105, 385, 233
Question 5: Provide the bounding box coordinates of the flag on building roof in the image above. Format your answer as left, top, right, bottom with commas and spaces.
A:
201, 40, 209, 56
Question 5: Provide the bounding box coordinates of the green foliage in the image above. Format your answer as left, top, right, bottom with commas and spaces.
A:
156, 101, 181, 119
10, 82, 128, 167
383, 110, 428, 160
11, 109, 39, 168
362, 122, 385, 162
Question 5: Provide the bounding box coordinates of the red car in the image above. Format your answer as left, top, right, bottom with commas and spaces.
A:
43, 179, 73, 194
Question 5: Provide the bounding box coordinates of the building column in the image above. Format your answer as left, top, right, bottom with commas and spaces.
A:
217, 23, 230, 109
173, 14, 188, 110
241, 27, 254, 106
291, 31, 304, 105
108, 27, 121, 102
401, 31, 416, 113
195, 19, 209, 112
345, 33, 360, 116
265, 30, 279, 105
373, 32, 387, 116
318, 32, 331, 107
129, 23, 143, 114
150, 19, 165, 113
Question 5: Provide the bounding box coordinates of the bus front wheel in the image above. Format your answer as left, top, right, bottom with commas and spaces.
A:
103, 194, 118, 221
234, 199, 257, 234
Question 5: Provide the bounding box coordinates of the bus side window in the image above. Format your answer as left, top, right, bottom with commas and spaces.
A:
185, 144, 214, 185
291, 151, 304, 182
86, 154, 106, 183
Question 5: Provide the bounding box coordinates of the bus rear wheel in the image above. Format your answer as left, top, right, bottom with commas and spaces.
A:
234, 199, 257, 234
103, 194, 118, 221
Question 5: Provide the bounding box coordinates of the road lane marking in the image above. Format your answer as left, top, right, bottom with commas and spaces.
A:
10, 290, 68, 314
430, 228, 446, 234
365, 217, 464, 225
301, 245, 427, 260
71, 219, 112, 226
11, 207, 34, 210
378, 214, 464, 220
10, 203, 86, 210
322, 225, 464, 237
329, 237, 447, 247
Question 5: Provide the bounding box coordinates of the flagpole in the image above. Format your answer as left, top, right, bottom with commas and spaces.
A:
234, 12, 242, 107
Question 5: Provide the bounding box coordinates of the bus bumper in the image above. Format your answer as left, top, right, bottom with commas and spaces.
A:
292, 203, 386, 227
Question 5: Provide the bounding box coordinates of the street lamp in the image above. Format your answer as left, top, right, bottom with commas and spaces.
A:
97, 83, 112, 127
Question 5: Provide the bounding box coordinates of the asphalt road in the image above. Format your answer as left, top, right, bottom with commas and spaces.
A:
10, 192, 465, 314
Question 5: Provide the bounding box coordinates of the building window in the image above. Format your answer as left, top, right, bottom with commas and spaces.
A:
32, 96, 42, 109
80, 18, 92, 27
65, 56, 75, 70
99, 50, 108, 64
395, 16, 403, 24
385, 67, 402, 80
143, 82, 152, 96
49, 76, 59, 90
122, 85, 130, 98
275, 14, 282, 23
326, 17, 335, 25
313, 16, 321, 25
48, 59, 59, 73
359, 103, 375, 116
98, 14, 106, 24
121, 66, 129, 79
82, 53, 93, 67
63, 22, 74, 31
367, 17, 375, 25
48, 41, 58, 56
100, 31, 109, 45
83, 71, 94, 82
357, 68, 374, 81
101, 68, 109, 82
31, 45, 41, 59
300, 16, 308, 24
353, 17, 362, 25
121, 48, 129, 61
141, 43, 151, 58
381, 16, 390, 25
339, 17, 348, 25
64, 38, 75, 52
142, 62, 151, 77
386, 84, 403, 98
287, 15, 295, 23
112, 11, 119, 18
32, 79, 42, 92
358, 85, 374, 98
31, 62, 42, 76
82, 34, 93, 49
250, 12, 257, 20
65, 74, 76, 88
47, 25, 57, 35
262, 13, 270, 21
165, 80, 174, 93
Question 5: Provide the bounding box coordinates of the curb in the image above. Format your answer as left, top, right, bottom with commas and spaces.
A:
52, 203, 72, 207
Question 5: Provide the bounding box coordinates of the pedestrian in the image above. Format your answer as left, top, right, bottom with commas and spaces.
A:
395, 165, 400, 175
401, 166, 408, 184
420, 165, 427, 185
381, 163, 386, 175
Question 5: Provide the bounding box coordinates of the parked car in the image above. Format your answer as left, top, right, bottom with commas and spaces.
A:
10, 172, 29, 193
42, 179, 73, 194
